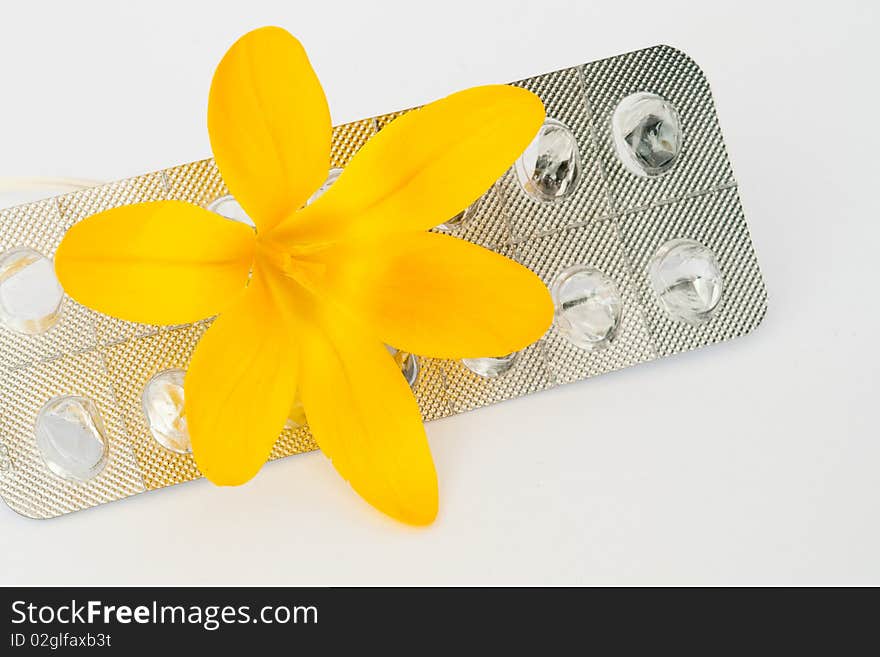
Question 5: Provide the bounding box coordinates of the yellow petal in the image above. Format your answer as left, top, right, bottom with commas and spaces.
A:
300, 302, 438, 525
314, 232, 554, 360
208, 26, 331, 232
55, 201, 254, 325
269, 84, 545, 246
186, 266, 299, 485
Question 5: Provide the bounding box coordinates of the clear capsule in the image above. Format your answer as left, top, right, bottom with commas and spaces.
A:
461, 352, 519, 378
35, 396, 109, 482
142, 369, 191, 454
648, 238, 722, 325
386, 346, 420, 388
514, 118, 581, 202
207, 195, 254, 227
306, 168, 343, 206
551, 265, 623, 351
0, 247, 64, 335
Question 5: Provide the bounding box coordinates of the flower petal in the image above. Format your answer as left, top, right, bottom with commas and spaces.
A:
269, 84, 545, 246
186, 267, 299, 485
314, 232, 554, 360
208, 26, 331, 231
55, 201, 254, 325
300, 302, 438, 525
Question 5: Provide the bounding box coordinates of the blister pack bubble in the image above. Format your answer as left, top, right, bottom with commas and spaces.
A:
0, 46, 767, 518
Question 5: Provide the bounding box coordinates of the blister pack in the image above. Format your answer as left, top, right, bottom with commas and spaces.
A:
0, 45, 767, 518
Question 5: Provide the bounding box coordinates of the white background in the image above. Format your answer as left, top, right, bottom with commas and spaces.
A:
0, 0, 878, 585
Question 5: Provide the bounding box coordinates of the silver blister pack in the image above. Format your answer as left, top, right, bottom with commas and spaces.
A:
0, 45, 767, 518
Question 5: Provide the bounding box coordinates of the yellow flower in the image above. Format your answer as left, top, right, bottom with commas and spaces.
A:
54, 26, 553, 525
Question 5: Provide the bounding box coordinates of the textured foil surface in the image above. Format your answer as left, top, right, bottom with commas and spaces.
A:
0, 46, 767, 518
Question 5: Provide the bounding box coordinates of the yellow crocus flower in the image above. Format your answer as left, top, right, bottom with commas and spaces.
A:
55, 26, 553, 525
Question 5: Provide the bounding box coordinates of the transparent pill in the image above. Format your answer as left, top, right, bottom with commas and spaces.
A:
387, 346, 420, 388
612, 92, 682, 177
142, 368, 190, 454
649, 238, 722, 325
461, 352, 519, 378
35, 396, 109, 482
306, 167, 343, 206
514, 118, 581, 201
0, 247, 64, 335
437, 205, 473, 231
551, 265, 623, 351
207, 195, 255, 227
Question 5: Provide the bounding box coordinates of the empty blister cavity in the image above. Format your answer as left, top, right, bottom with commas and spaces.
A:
142, 368, 191, 454
648, 238, 722, 325
612, 92, 682, 177
0, 247, 64, 335
207, 195, 255, 227
437, 204, 474, 232
285, 397, 307, 431
34, 396, 109, 482
551, 265, 623, 351
306, 167, 343, 206
387, 346, 420, 388
514, 118, 581, 202
461, 352, 519, 378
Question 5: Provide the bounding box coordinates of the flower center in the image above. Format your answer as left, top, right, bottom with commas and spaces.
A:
254, 239, 329, 300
